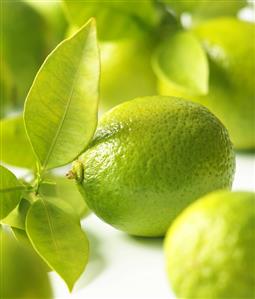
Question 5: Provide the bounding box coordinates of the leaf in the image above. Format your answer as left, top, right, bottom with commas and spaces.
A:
12, 227, 32, 246
0, 165, 22, 220
0, 116, 36, 169
1, 198, 31, 230
26, 197, 89, 290
63, 0, 160, 40
11, 227, 52, 272
40, 175, 89, 218
152, 30, 208, 95
1, 1, 48, 107
24, 19, 99, 171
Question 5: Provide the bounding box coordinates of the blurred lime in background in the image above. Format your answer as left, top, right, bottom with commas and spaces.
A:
1, 1, 47, 113
100, 37, 157, 110
24, 0, 67, 49
63, 2, 254, 150
0, 0, 67, 117
157, 18, 255, 150
165, 191, 255, 299
163, 0, 246, 24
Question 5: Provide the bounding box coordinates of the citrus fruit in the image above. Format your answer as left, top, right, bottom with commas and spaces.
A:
159, 18, 255, 150
164, 191, 255, 299
0, 228, 52, 299
163, 0, 246, 23
100, 37, 157, 111
1, 1, 47, 108
73, 96, 235, 237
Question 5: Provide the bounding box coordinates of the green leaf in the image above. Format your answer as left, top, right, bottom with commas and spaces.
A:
0, 116, 36, 169
11, 227, 52, 272
0, 165, 22, 220
24, 19, 99, 171
63, 0, 160, 40
153, 30, 208, 95
12, 227, 31, 244
1, 198, 31, 230
26, 197, 89, 290
1, 1, 48, 107
40, 175, 89, 218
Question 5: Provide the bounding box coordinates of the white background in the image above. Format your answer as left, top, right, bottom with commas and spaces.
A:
50, 154, 255, 299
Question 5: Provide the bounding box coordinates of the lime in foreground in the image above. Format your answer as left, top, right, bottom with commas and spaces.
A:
73, 96, 235, 237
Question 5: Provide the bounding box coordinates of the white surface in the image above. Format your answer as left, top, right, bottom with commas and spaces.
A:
49, 154, 255, 299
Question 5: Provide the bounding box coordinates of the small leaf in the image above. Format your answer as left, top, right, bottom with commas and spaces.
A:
1, 198, 31, 230
40, 175, 89, 218
153, 30, 208, 95
0, 165, 22, 220
63, 0, 160, 40
26, 197, 89, 290
0, 116, 36, 169
24, 19, 99, 171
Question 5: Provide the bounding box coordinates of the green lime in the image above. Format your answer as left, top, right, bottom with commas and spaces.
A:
100, 38, 157, 111
73, 96, 235, 237
0, 229, 52, 299
164, 191, 255, 299
159, 18, 255, 150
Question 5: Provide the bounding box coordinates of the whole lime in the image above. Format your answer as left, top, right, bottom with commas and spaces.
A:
159, 18, 255, 150
0, 229, 52, 299
73, 96, 235, 236
100, 38, 157, 111
164, 191, 255, 299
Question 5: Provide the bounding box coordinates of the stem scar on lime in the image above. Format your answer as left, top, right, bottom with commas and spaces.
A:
66, 160, 84, 183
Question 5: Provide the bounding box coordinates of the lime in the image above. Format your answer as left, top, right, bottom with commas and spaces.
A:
159, 18, 255, 150
73, 96, 235, 237
100, 38, 157, 111
164, 191, 255, 299
0, 228, 52, 299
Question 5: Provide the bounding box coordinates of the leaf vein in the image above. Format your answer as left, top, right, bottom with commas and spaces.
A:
0, 186, 24, 193
41, 199, 60, 257
42, 33, 89, 170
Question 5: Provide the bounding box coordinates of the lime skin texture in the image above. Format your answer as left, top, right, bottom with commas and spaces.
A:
159, 18, 255, 150
164, 191, 255, 299
75, 96, 235, 237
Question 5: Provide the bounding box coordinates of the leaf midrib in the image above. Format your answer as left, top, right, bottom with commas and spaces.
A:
42, 30, 90, 171
41, 199, 59, 256
0, 186, 24, 193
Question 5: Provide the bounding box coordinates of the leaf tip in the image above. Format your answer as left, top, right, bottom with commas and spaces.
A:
67, 281, 75, 293
79, 17, 97, 35
88, 17, 96, 27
